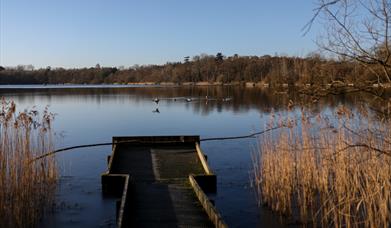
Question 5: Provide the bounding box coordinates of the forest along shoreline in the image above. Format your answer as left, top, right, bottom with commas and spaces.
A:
1, 53, 389, 88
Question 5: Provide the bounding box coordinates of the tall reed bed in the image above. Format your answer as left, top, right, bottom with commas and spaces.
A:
253, 106, 391, 227
0, 100, 57, 227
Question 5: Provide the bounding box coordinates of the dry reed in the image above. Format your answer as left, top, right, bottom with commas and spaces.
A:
0, 100, 57, 227
253, 106, 391, 227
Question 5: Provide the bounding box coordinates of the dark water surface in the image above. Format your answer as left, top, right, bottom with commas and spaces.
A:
0, 85, 364, 227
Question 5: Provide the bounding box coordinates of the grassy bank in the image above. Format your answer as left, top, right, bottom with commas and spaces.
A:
0, 100, 57, 227
254, 107, 391, 227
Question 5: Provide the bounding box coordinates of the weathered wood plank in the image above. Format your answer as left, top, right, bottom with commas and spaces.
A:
102, 136, 224, 228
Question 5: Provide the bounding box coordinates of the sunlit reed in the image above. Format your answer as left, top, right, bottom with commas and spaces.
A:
253, 106, 391, 227
0, 100, 57, 227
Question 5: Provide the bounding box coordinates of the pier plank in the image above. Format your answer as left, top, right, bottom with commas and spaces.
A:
102, 136, 220, 227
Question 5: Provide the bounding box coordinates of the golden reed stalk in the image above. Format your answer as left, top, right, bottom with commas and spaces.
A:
253, 106, 391, 227
0, 100, 57, 227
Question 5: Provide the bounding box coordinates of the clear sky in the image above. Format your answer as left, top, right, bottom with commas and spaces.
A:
0, 0, 321, 68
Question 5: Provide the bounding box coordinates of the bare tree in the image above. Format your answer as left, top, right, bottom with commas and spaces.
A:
301, 0, 391, 161
305, 0, 391, 84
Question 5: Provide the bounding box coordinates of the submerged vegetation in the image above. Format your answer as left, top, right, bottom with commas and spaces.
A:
0, 100, 57, 227
254, 107, 391, 227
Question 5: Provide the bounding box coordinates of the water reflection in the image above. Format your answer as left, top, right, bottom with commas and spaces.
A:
0, 85, 380, 115
152, 108, 160, 113
0, 85, 385, 227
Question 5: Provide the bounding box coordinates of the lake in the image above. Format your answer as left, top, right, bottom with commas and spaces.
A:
0, 85, 364, 227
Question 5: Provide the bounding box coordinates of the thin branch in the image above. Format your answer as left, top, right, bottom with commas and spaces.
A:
302, 0, 341, 35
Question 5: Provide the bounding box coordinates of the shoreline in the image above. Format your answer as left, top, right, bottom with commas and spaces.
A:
0, 82, 390, 89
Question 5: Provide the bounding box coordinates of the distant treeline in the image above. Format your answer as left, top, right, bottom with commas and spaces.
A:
0, 53, 381, 85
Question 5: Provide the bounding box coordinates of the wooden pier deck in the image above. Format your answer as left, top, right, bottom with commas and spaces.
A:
101, 136, 226, 228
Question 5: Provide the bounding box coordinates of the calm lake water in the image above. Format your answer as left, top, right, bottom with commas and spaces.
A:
0, 85, 365, 227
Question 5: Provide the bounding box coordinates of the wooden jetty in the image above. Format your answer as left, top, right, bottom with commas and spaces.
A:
101, 136, 227, 228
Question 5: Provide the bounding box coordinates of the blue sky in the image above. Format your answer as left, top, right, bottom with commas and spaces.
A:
0, 0, 321, 68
